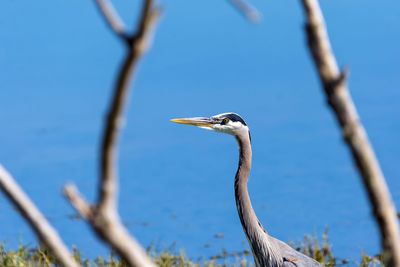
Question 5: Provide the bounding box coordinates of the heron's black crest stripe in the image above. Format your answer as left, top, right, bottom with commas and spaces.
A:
223, 113, 247, 126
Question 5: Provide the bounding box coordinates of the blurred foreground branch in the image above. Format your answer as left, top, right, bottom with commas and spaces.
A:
227, 0, 261, 23
299, 0, 400, 265
64, 0, 160, 266
95, 0, 127, 40
0, 165, 79, 267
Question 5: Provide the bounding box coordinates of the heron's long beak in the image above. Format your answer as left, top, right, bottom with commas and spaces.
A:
170, 117, 217, 127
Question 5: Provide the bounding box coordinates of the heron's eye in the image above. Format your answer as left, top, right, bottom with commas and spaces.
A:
221, 118, 229, 125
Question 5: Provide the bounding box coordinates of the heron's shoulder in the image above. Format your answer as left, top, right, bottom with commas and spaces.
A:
269, 237, 324, 267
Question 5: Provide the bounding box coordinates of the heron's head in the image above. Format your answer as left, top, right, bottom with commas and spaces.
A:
171, 112, 250, 138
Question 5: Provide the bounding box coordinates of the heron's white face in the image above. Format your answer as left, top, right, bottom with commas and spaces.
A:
171, 112, 249, 137
207, 114, 248, 136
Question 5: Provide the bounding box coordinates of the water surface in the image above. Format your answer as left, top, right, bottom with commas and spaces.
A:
0, 0, 399, 263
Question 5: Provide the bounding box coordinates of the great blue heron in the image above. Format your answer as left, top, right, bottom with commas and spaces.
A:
171, 112, 323, 267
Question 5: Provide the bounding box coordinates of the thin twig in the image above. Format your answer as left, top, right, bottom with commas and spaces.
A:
299, 0, 400, 265
63, 0, 160, 266
95, 0, 129, 41
227, 0, 261, 24
0, 165, 79, 267
63, 184, 93, 220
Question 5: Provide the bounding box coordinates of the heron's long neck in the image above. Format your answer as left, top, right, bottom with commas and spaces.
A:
234, 132, 282, 267
234, 132, 261, 240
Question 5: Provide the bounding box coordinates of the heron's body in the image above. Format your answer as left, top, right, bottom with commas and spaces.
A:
171, 113, 323, 267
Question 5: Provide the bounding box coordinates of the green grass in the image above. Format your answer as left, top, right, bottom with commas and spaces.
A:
0, 231, 383, 267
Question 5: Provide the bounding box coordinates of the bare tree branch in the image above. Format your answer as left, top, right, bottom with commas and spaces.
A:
227, 0, 261, 24
299, 0, 400, 265
0, 165, 79, 267
63, 0, 160, 266
99, 0, 159, 215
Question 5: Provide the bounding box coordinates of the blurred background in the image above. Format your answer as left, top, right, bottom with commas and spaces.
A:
0, 0, 399, 263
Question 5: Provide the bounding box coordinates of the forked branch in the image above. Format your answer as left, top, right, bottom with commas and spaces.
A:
299, 0, 400, 265
63, 0, 160, 266
0, 165, 79, 267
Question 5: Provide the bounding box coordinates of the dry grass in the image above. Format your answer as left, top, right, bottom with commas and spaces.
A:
0, 231, 383, 267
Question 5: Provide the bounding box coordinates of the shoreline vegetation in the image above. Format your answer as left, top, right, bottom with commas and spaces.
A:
0, 231, 383, 267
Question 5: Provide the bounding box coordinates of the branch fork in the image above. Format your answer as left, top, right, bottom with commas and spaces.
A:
63, 0, 160, 266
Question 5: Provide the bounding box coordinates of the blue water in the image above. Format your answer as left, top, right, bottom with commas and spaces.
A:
0, 0, 399, 264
